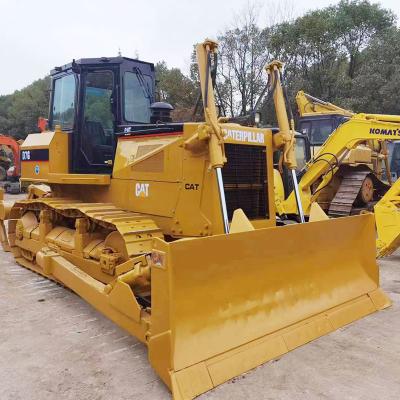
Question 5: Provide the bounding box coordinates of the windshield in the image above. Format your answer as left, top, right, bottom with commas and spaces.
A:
52, 74, 76, 130
389, 142, 400, 178
300, 119, 333, 145
123, 71, 152, 123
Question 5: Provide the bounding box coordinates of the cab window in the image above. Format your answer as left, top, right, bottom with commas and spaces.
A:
389, 143, 400, 179
124, 72, 152, 123
52, 74, 76, 130
81, 70, 114, 165
84, 71, 114, 134
310, 120, 333, 145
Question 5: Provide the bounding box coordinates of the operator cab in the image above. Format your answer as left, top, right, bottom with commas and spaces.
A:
297, 114, 349, 157
48, 57, 155, 174
384, 142, 400, 181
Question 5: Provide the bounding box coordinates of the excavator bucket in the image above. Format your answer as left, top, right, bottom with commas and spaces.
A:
148, 213, 390, 399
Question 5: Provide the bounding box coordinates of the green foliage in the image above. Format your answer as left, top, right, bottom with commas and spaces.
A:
235, 0, 396, 126
155, 61, 197, 109
1, 0, 400, 132
349, 28, 400, 113
0, 77, 50, 139
155, 61, 198, 121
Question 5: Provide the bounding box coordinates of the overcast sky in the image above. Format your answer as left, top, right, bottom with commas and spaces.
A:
1, 0, 400, 95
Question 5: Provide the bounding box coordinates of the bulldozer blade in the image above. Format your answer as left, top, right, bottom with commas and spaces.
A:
149, 213, 390, 399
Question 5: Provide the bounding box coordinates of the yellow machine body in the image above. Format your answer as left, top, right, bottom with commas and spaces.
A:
0, 42, 391, 399
19, 123, 275, 236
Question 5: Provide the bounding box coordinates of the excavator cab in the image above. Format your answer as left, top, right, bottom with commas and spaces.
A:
385, 142, 400, 180
49, 57, 155, 174
295, 90, 352, 156
298, 114, 349, 155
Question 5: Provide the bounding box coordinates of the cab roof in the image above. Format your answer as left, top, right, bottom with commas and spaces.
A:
51, 56, 154, 76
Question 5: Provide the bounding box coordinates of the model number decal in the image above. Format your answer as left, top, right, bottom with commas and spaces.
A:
185, 183, 199, 190
21, 150, 31, 160
20, 149, 49, 162
135, 183, 149, 197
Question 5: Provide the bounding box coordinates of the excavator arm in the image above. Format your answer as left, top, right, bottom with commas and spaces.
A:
0, 135, 21, 177
296, 90, 354, 117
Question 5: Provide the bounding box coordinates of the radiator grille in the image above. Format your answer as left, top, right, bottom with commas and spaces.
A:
222, 144, 268, 220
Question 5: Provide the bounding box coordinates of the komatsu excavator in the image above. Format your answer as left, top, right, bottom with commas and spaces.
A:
296, 90, 398, 183
0, 41, 391, 399
276, 109, 400, 257
273, 91, 400, 256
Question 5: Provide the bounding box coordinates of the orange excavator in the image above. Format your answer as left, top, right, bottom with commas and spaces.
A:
0, 134, 21, 193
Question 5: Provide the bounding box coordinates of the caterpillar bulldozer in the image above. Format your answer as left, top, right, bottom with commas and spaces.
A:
0, 40, 391, 399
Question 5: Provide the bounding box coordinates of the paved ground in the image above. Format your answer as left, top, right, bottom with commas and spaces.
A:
0, 193, 399, 399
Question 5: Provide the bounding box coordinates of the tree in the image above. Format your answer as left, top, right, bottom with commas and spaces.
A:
332, 0, 395, 79
217, 4, 271, 116
350, 28, 400, 114
264, 0, 397, 117
0, 77, 50, 139
155, 61, 197, 120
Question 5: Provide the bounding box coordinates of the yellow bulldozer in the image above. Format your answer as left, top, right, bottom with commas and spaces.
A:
0, 40, 391, 399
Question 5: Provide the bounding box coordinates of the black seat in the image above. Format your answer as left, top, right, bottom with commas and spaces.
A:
82, 121, 113, 164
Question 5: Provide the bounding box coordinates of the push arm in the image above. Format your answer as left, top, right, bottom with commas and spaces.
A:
265, 61, 297, 170
265, 60, 305, 222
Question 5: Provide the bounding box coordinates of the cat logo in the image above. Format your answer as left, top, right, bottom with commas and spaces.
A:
135, 183, 149, 197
